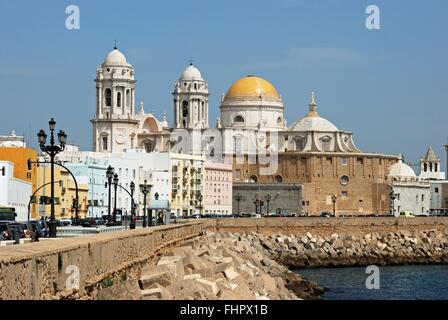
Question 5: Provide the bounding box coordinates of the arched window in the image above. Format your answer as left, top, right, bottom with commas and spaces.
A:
102, 136, 108, 151
294, 136, 306, 151
234, 115, 244, 123
250, 175, 258, 183
277, 117, 282, 124
143, 140, 155, 153
182, 101, 189, 117
274, 175, 283, 183
320, 136, 332, 152
117, 92, 121, 107
424, 163, 428, 172
126, 90, 131, 108
105, 89, 111, 107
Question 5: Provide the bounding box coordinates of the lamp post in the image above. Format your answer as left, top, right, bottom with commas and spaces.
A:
197, 193, 203, 215
105, 165, 114, 226
113, 173, 119, 225
235, 193, 242, 216
140, 180, 152, 228
390, 191, 396, 216
130, 181, 136, 229
37, 118, 67, 238
331, 195, 337, 217
265, 194, 271, 216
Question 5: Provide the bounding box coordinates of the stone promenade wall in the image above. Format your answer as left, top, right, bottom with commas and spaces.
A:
0, 222, 203, 300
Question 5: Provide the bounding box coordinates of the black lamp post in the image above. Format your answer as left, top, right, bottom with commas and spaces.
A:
105, 165, 114, 226
390, 191, 396, 216
37, 118, 67, 238
130, 181, 136, 229
197, 193, 203, 215
331, 195, 337, 217
265, 194, 272, 216
113, 173, 119, 224
140, 180, 152, 228
235, 193, 243, 216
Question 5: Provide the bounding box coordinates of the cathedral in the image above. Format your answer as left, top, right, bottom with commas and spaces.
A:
91, 47, 402, 216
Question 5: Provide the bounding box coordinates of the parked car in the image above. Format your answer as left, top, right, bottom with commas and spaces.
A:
399, 211, 415, 218
60, 219, 72, 227
17, 221, 35, 238
81, 218, 96, 227
94, 218, 105, 225
1, 222, 26, 240
320, 211, 332, 218
0, 221, 10, 240
29, 220, 49, 238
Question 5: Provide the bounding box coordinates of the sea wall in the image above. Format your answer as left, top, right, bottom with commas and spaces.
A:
242, 229, 448, 268
0, 222, 203, 300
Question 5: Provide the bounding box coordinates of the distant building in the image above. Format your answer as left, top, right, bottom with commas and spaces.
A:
36, 164, 89, 220
203, 161, 233, 215
0, 131, 26, 148
419, 146, 445, 180
170, 153, 205, 217
0, 142, 37, 217
388, 157, 430, 216
0, 161, 32, 221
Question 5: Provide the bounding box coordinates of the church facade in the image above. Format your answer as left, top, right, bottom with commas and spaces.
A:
91, 47, 403, 216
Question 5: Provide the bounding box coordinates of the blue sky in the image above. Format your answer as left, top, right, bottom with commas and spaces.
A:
0, 0, 447, 169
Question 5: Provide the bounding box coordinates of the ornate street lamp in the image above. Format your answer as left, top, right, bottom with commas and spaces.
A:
105, 165, 114, 226
37, 118, 67, 238
390, 191, 396, 216
331, 195, 337, 217
130, 181, 136, 229
113, 173, 119, 224
235, 193, 243, 216
140, 180, 152, 228
265, 194, 272, 216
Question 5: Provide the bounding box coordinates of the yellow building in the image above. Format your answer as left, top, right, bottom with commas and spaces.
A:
36, 165, 89, 220
170, 153, 205, 217
0, 146, 38, 216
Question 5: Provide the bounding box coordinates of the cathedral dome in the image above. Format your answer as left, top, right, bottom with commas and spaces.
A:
224, 76, 281, 101
103, 48, 130, 66
288, 92, 338, 132
289, 116, 338, 132
180, 64, 203, 80
388, 159, 417, 178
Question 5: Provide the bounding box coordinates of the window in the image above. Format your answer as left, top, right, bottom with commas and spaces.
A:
234, 115, 244, 123
356, 158, 363, 165
327, 157, 333, 164
1, 166, 5, 176
250, 175, 258, 183
277, 117, 282, 124
321, 137, 331, 152
126, 89, 131, 107
274, 175, 283, 183
182, 101, 189, 117
435, 187, 439, 193
339, 175, 349, 186
341, 157, 349, 165
102, 137, 108, 151
117, 92, 121, 107
295, 137, 305, 151
421, 194, 424, 201
105, 88, 111, 107
235, 170, 241, 181
341, 191, 348, 198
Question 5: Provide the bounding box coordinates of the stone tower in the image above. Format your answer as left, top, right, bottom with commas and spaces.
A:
172, 63, 209, 129
91, 47, 139, 153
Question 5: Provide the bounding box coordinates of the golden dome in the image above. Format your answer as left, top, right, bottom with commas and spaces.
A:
224, 75, 281, 101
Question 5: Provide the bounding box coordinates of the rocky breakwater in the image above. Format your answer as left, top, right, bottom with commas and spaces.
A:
137, 231, 323, 300
257, 229, 448, 268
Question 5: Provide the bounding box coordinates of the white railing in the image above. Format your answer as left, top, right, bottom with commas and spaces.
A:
56, 226, 125, 238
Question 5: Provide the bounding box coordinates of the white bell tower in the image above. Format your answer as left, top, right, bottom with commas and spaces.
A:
91, 46, 139, 153
172, 63, 209, 129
